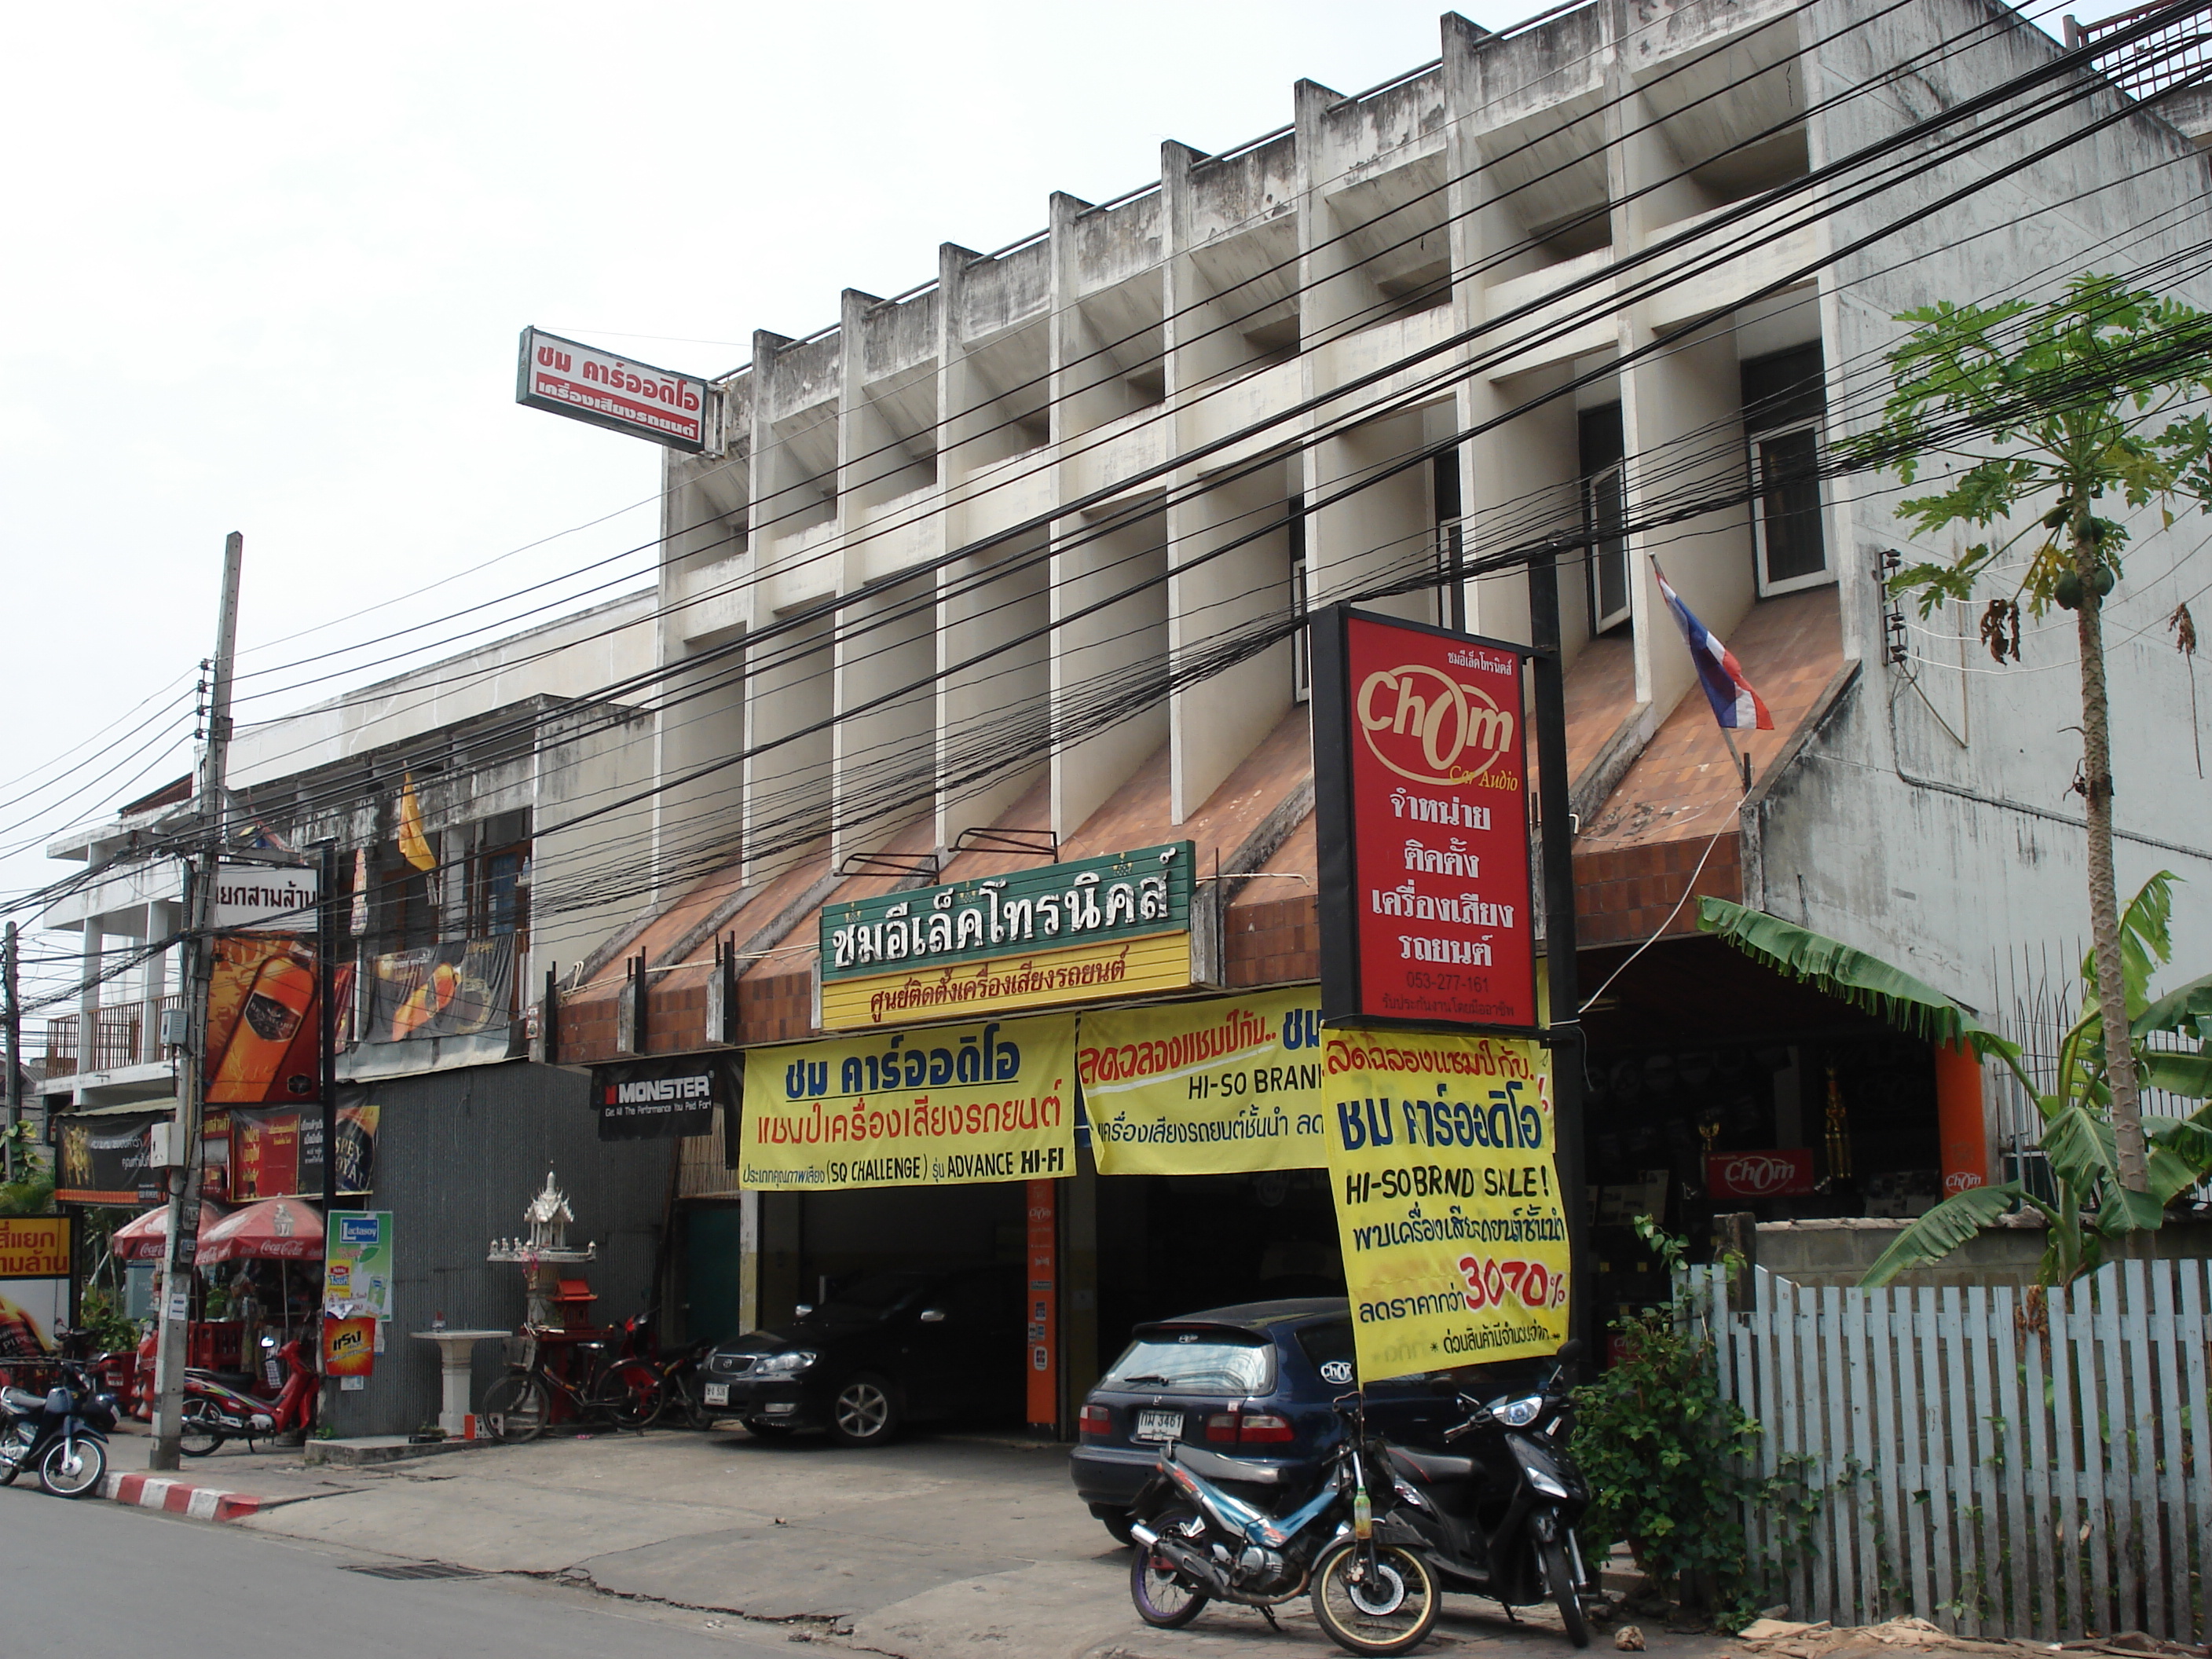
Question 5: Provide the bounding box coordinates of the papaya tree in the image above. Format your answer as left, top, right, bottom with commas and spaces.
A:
1845, 275, 2212, 1211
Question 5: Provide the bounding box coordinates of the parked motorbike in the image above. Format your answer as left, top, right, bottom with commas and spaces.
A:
1126, 1395, 1439, 1656
0, 1360, 118, 1498
248, 1331, 321, 1438
1380, 1341, 1595, 1647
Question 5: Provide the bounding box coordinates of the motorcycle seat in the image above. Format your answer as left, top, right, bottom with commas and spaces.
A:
1388, 1445, 1479, 1485
2, 1387, 46, 1413
1168, 1442, 1289, 1485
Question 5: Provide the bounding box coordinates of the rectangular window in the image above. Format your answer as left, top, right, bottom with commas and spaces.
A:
1741, 344, 1832, 595
1291, 558, 1311, 703
1579, 404, 1630, 635
473, 842, 530, 939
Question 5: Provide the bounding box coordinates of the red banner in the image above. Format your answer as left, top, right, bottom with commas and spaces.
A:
1705, 1148, 1817, 1199
1315, 609, 1538, 1031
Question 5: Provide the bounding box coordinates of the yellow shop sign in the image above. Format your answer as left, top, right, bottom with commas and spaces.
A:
1079, 988, 1331, 1175
739, 1015, 1077, 1192
1323, 1030, 1570, 1379
820, 932, 1196, 1031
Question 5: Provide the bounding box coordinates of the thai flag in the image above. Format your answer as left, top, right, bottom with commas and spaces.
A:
1653, 563, 1773, 731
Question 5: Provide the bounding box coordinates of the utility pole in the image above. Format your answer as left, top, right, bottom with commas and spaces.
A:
3, 921, 20, 1182
1526, 550, 1593, 1357
319, 840, 339, 1216
150, 532, 243, 1472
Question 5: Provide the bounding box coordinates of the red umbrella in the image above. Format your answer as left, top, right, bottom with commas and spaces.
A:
195, 1197, 324, 1265
110, 1201, 230, 1262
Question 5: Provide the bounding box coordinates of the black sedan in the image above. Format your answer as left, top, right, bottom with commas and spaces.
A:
702, 1265, 1024, 1447
1070, 1297, 1504, 1543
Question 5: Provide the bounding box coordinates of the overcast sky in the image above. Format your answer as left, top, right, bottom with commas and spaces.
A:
0, 0, 2097, 991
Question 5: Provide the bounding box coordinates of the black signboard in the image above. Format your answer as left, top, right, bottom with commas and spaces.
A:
593, 1055, 736, 1141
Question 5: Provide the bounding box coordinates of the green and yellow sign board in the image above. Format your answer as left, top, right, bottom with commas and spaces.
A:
819, 843, 1198, 1030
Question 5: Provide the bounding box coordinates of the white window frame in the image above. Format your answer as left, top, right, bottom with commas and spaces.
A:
1749, 417, 1836, 597
1291, 558, 1311, 703
1583, 460, 1632, 635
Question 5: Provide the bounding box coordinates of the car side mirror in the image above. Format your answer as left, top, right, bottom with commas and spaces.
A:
794, 1305, 814, 1318
918, 1308, 947, 1324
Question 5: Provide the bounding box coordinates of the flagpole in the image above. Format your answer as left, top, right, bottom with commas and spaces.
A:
1719, 725, 1751, 794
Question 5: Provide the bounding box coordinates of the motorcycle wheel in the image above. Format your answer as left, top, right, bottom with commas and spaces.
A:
1128, 1507, 1209, 1629
38, 1436, 106, 1499
1311, 1538, 1437, 1657
594, 1361, 665, 1430
178, 1402, 226, 1459
1538, 1533, 1591, 1649
481, 1373, 549, 1444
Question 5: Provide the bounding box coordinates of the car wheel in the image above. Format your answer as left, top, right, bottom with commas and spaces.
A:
1099, 1509, 1137, 1547
826, 1373, 899, 1448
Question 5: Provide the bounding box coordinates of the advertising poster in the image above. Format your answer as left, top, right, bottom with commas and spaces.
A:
1079, 988, 1331, 1174
54, 1112, 163, 1206
516, 326, 712, 452
322, 1315, 375, 1377
206, 935, 335, 1105
740, 1016, 1075, 1192
367, 935, 514, 1046
1313, 608, 1538, 1032
595, 1055, 734, 1141
0, 1218, 71, 1361
229, 1104, 379, 1200
1323, 1030, 1569, 1381
323, 1210, 394, 1320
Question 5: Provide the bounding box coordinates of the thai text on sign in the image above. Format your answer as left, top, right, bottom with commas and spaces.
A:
1314, 609, 1538, 1031
1079, 989, 1332, 1174
515, 327, 712, 452
740, 1016, 1076, 1191
1324, 1030, 1569, 1381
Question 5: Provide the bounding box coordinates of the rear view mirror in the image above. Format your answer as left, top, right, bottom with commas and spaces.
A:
918, 1308, 947, 1324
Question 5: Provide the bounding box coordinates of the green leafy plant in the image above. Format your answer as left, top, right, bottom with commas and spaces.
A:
76, 1284, 142, 1353
1845, 275, 2212, 1202
0, 1126, 53, 1216
1572, 1220, 1814, 1626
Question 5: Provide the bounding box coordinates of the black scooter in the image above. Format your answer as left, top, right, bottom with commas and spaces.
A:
1379, 1341, 1597, 1647
0, 1360, 117, 1499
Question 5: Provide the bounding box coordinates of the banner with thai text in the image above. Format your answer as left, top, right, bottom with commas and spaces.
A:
1079, 988, 1331, 1175
740, 1016, 1075, 1192
1324, 1030, 1569, 1380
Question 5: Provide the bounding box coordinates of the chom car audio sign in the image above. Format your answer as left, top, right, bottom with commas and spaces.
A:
1312, 607, 1538, 1034
516, 327, 713, 452
818, 843, 1200, 1031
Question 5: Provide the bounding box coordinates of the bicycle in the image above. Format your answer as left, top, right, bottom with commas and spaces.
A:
480, 1332, 646, 1443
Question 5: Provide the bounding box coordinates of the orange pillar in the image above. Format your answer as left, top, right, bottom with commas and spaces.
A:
1025, 1178, 1058, 1433
1934, 1042, 1989, 1197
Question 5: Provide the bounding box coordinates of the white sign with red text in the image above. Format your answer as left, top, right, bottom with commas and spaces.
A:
515, 327, 712, 452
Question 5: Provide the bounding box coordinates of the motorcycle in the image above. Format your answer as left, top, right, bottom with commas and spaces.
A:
178, 1368, 279, 1457
248, 1331, 321, 1438
1126, 1395, 1440, 1657
0, 1360, 118, 1498
1379, 1341, 1596, 1647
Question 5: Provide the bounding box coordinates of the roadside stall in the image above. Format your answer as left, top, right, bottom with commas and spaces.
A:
106, 1200, 232, 1413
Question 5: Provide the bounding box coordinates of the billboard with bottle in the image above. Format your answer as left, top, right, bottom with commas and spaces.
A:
204, 936, 353, 1105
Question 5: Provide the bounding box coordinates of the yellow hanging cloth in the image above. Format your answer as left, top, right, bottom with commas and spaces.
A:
396, 774, 437, 873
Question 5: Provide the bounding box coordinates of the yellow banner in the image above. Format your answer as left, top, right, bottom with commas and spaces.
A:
1323, 1030, 1570, 1380
1079, 988, 1331, 1174
820, 932, 1192, 1031
741, 1015, 1076, 1191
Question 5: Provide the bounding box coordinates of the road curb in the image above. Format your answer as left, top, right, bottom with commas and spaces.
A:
101, 1470, 270, 1522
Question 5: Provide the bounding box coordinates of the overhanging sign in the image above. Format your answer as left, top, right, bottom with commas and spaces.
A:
818, 843, 1199, 1030
1313, 607, 1539, 1034
593, 1054, 735, 1141
213, 863, 320, 932
516, 326, 713, 452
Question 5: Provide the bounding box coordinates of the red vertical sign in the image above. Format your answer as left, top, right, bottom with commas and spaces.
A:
1316, 609, 1539, 1031
1024, 1179, 1057, 1431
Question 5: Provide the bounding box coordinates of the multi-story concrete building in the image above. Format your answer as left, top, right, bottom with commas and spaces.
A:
526, 0, 2211, 1417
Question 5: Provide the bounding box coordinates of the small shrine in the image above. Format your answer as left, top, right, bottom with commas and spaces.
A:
488, 1172, 599, 1329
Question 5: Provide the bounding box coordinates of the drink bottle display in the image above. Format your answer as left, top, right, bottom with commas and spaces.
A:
211, 946, 317, 1100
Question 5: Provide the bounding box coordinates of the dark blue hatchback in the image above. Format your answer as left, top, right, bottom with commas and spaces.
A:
1070, 1297, 1470, 1543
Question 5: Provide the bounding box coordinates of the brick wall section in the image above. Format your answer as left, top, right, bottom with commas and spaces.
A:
1571, 836, 1741, 949
1225, 894, 1320, 987
738, 971, 813, 1046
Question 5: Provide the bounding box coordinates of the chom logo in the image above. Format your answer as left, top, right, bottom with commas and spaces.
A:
1356, 664, 1516, 786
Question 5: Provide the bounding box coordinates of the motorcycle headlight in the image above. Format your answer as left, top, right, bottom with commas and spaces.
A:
1487, 1393, 1544, 1428
755, 1350, 816, 1375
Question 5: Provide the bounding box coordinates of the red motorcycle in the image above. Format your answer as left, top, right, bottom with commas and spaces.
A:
178, 1331, 318, 1456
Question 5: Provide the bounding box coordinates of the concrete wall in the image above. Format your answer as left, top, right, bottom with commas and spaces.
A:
1752, 1214, 2212, 1291
318, 1060, 674, 1439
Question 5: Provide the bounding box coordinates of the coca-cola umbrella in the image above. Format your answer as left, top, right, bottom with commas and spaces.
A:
195, 1197, 324, 1265
110, 1200, 230, 1262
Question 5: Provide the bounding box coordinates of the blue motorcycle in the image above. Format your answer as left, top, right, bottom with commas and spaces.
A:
0, 1360, 116, 1499
1127, 1395, 1438, 1655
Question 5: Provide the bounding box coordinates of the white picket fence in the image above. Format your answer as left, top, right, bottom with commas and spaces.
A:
1681, 1260, 2210, 1643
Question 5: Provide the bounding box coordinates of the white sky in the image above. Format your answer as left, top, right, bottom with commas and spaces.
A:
0, 0, 2099, 995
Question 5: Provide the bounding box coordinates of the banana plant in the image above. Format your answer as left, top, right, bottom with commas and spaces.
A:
1697, 878, 2212, 1288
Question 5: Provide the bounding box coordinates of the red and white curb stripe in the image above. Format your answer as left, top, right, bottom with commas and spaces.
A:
101, 1470, 267, 1522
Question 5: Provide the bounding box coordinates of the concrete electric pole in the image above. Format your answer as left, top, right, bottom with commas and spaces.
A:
149, 531, 243, 1472
3, 921, 20, 1181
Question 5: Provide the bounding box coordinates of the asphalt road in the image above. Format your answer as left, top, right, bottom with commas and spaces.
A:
0, 1484, 800, 1659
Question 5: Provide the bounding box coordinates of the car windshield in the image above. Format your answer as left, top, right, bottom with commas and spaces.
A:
1101, 1333, 1274, 1396
814, 1271, 936, 1319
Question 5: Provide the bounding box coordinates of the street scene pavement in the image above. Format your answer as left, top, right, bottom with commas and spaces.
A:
68, 1426, 1735, 1659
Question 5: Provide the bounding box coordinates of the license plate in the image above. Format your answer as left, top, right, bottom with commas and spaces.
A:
1134, 1409, 1182, 1442
703, 1383, 729, 1407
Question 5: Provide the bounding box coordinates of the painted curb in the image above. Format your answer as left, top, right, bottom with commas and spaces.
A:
101, 1470, 267, 1522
